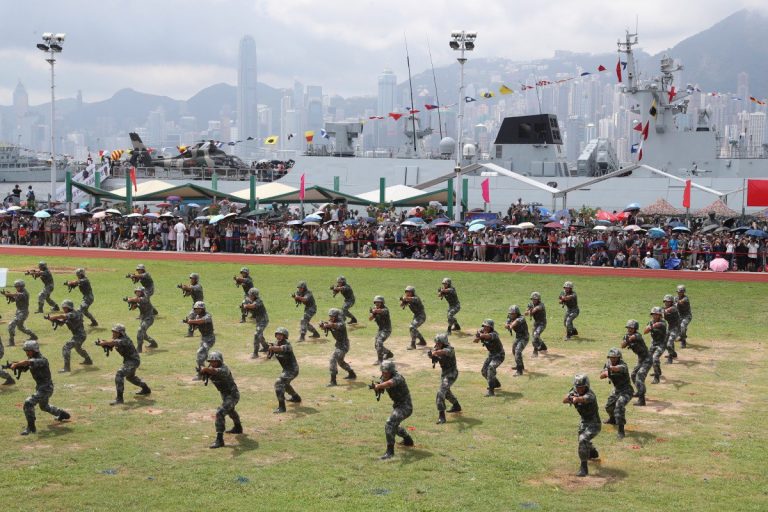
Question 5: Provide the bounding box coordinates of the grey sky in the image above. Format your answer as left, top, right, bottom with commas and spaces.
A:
1, 0, 765, 105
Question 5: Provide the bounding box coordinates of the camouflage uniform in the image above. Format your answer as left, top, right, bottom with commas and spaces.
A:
297, 289, 320, 339
114, 333, 150, 398
8, 287, 38, 345
507, 313, 529, 375
648, 318, 668, 382
36, 267, 59, 312
603, 358, 634, 426
239, 275, 254, 297
136, 295, 158, 352
407, 296, 427, 346
0, 337, 13, 383
372, 304, 394, 362
194, 312, 216, 369
623, 331, 651, 401
570, 386, 601, 465
527, 300, 548, 354
441, 286, 461, 331
24, 353, 66, 426
61, 309, 92, 371
663, 302, 680, 361
480, 331, 505, 390
559, 289, 579, 338
76, 276, 98, 325
676, 293, 692, 348
274, 341, 300, 402
137, 271, 158, 315
384, 372, 414, 446
249, 297, 270, 355
434, 344, 460, 413
185, 282, 204, 335
209, 363, 241, 434
328, 320, 355, 380
338, 284, 358, 324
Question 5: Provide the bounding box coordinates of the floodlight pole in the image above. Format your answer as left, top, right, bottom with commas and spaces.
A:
48, 52, 57, 202
451, 30, 475, 222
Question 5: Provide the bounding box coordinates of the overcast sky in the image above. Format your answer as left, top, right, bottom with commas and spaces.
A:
1, 0, 765, 106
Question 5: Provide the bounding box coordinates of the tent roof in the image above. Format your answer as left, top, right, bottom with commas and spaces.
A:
264, 185, 374, 205
640, 198, 684, 216
692, 198, 739, 217
71, 180, 243, 203
70, 181, 126, 201
110, 180, 175, 197
230, 182, 298, 201
390, 188, 450, 206
357, 184, 430, 203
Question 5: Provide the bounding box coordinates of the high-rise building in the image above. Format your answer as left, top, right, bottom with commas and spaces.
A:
376, 69, 396, 148
237, 35, 258, 159
13, 80, 28, 119
737, 72, 749, 110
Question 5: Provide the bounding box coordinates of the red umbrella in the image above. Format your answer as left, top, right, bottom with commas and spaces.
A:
407, 206, 423, 217
156, 202, 171, 208
543, 221, 563, 229
595, 210, 616, 222
615, 211, 630, 221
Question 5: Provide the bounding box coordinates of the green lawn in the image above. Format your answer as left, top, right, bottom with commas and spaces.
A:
1, 255, 766, 512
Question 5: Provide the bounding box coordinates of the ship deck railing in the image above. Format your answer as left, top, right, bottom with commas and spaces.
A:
110, 165, 284, 182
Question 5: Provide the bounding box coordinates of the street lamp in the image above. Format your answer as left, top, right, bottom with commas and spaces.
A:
450, 30, 476, 222
37, 32, 66, 202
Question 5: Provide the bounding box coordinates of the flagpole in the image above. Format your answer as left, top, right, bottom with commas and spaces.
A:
427, 38, 443, 140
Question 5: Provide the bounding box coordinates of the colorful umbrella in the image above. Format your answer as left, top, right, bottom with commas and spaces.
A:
709, 257, 729, 272
648, 228, 666, 238
643, 257, 661, 269
543, 221, 563, 229
588, 240, 606, 249
744, 229, 766, 238
33, 210, 51, 218
166, 195, 182, 202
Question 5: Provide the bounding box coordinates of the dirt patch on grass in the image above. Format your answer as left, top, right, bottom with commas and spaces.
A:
528, 466, 620, 490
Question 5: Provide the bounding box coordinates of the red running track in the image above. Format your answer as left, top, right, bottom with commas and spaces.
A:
2, 246, 767, 283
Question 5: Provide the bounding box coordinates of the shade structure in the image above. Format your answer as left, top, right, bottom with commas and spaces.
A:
640, 198, 684, 216
230, 182, 298, 202
692, 199, 739, 217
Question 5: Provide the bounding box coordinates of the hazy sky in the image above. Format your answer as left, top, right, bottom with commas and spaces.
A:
1, 0, 765, 105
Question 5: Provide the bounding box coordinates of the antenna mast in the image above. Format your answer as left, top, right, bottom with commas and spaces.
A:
404, 33, 418, 155
427, 38, 443, 139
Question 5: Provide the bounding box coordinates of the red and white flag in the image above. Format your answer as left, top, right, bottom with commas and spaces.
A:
129, 166, 138, 192
481, 178, 490, 203
299, 173, 305, 201
642, 121, 649, 141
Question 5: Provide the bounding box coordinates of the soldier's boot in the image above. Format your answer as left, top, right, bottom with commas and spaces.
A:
417, 335, 427, 346
35, 305, 44, 314
447, 402, 462, 413
666, 356, 674, 364
273, 401, 287, 414
436, 410, 446, 424
152, 308, 158, 316
407, 339, 417, 350
588, 448, 600, 460
147, 340, 158, 348
136, 342, 143, 354
401, 435, 415, 447
21, 420, 36, 436
617, 423, 625, 440
309, 327, 321, 339
29, 334, 38, 341
492, 378, 502, 389
298, 334, 306, 342
603, 417, 616, 425
90, 321, 99, 327
58, 363, 71, 373
250, 351, 259, 359
185, 329, 194, 338
81, 357, 93, 365
633, 395, 646, 406
287, 394, 302, 403
576, 461, 588, 477
326, 374, 338, 387
447, 324, 452, 334
8, 337, 14, 347
539, 342, 548, 352
384, 350, 394, 360
135, 385, 151, 396
379, 444, 395, 460
3, 376, 15, 385
484, 388, 495, 397
344, 370, 357, 380
514, 366, 523, 377
680, 339, 687, 349
348, 315, 358, 325
372, 359, 383, 366
110, 393, 124, 406
532, 349, 539, 358
239, 315, 246, 324
226, 423, 243, 434
209, 433, 225, 449
453, 322, 461, 331
57, 411, 70, 421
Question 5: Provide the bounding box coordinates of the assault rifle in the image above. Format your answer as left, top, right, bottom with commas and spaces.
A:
239, 301, 249, 322
330, 285, 338, 297
319, 321, 331, 337
1, 360, 28, 379
122, 297, 137, 310
182, 317, 199, 332
368, 379, 383, 401
125, 273, 140, 282
177, 283, 191, 297
64, 280, 77, 293
265, 343, 275, 360
427, 349, 439, 369
291, 293, 301, 307
24, 270, 41, 279
1, 289, 16, 304
94, 339, 113, 357
197, 367, 209, 386
232, 276, 241, 287
43, 314, 66, 331
399, 296, 407, 310
437, 288, 444, 300
566, 388, 578, 406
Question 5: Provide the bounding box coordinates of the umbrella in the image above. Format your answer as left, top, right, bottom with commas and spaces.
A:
90, 206, 106, 213
672, 226, 691, 233
430, 217, 450, 226
588, 240, 606, 249
640, 224, 655, 229
73, 208, 89, 215
406, 217, 425, 224
92, 211, 107, 220
33, 211, 51, 218
144, 212, 159, 218
624, 224, 642, 231
160, 213, 176, 219
593, 225, 607, 231
194, 216, 210, 222
745, 229, 766, 238
648, 228, 666, 238
125, 213, 142, 218
428, 201, 443, 209
187, 203, 201, 209
400, 221, 420, 227
105, 208, 122, 215
643, 257, 661, 269
667, 220, 685, 228
623, 203, 641, 212
303, 221, 320, 227
709, 257, 729, 272
287, 219, 303, 226
714, 226, 730, 233
595, 210, 616, 222
209, 214, 226, 224
699, 224, 719, 234
449, 222, 464, 229
78, 201, 90, 209
342, 219, 358, 226
543, 221, 563, 229
518, 222, 535, 229
505, 224, 521, 230
665, 257, 682, 270
407, 207, 423, 217
6, 206, 21, 211
231, 217, 251, 224
166, 195, 182, 202
730, 226, 749, 233
536, 206, 551, 217
468, 218, 486, 226
550, 208, 571, 220
468, 223, 485, 232
594, 219, 612, 226
522, 238, 539, 245
606, 225, 623, 232
434, 222, 451, 227
156, 202, 172, 208
360, 216, 376, 223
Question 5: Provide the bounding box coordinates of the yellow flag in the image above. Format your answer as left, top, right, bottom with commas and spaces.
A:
499, 84, 513, 95
304, 130, 315, 142
264, 136, 278, 145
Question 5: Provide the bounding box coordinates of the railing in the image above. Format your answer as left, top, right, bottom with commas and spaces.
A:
53, 163, 110, 203
109, 165, 284, 182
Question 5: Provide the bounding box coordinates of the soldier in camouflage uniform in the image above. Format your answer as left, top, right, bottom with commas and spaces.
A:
644, 307, 668, 384
400, 286, 426, 350
369, 296, 394, 364
179, 273, 203, 337
127, 286, 158, 352
525, 292, 548, 356
429, 333, 461, 424
320, 308, 357, 386
331, 276, 358, 324
0, 335, 16, 385
268, 327, 301, 413
293, 281, 321, 341
621, 319, 651, 406
11, 339, 71, 435
200, 351, 242, 449
558, 281, 579, 340
234, 267, 254, 297
600, 348, 634, 439
31, 261, 60, 314
675, 285, 692, 349
63, 268, 98, 327
437, 277, 461, 333
242, 288, 270, 358
5, 279, 38, 346
563, 374, 601, 477
184, 301, 216, 379
95, 324, 151, 405
505, 305, 529, 376
127, 264, 158, 316
373, 360, 414, 460
662, 294, 680, 363
474, 319, 505, 396
47, 299, 93, 372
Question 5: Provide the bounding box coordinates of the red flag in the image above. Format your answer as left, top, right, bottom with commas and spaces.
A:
597, 64, 606, 72
388, 113, 403, 121
616, 60, 623, 83
633, 123, 643, 132
642, 121, 649, 141
299, 173, 305, 201
682, 179, 691, 209
747, 179, 768, 207
129, 166, 138, 192
409, 108, 420, 114
481, 178, 490, 203
668, 86, 676, 103
424, 104, 439, 110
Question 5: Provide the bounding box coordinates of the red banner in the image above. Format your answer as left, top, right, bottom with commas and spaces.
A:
747, 179, 768, 206
299, 174, 305, 201
129, 166, 138, 192
481, 178, 490, 203
682, 179, 691, 209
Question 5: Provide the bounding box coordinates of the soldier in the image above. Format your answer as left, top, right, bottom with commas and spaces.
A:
63, 268, 98, 327
562, 374, 601, 477
600, 348, 634, 439
372, 360, 414, 460
331, 275, 358, 325
400, 285, 426, 350
127, 264, 158, 315
268, 327, 301, 413
369, 296, 394, 364
558, 281, 579, 340
319, 308, 357, 386
644, 307, 668, 384
184, 301, 216, 380
30, 261, 59, 314
437, 277, 461, 333
242, 288, 269, 358
662, 294, 680, 363
10, 339, 71, 435
525, 291, 548, 356
4, 279, 38, 346
675, 285, 693, 349
505, 305, 529, 377
126, 286, 159, 352
179, 273, 203, 337
429, 333, 461, 424
0, 335, 15, 385
621, 319, 651, 406
95, 324, 151, 405
292, 281, 320, 341
47, 299, 93, 372
234, 267, 254, 296
199, 351, 242, 449
474, 319, 505, 397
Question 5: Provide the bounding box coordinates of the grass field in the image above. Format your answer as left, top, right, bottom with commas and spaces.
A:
1, 254, 766, 512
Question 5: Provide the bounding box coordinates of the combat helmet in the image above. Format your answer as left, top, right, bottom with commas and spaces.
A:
23, 340, 40, 352
373, 295, 385, 305
134, 286, 146, 294
434, 333, 450, 346
676, 284, 686, 293
274, 327, 289, 338
136, 264, 146, 271
248, 288, 260, 298
482, 318, 495, 329
112, 323, 126, 334
404, 285, 415, 293
61, 299, 75, 310
381, 360, 397, 374
207, 351, 224, 363
38, 261, 48, 269
14, 279, 25, 288
193, 301, 206, 310
189, 273, 200, 281
296, 281, 307, 290
75, 268, 86, 278
607, 348, 623, 359
336, 275, 347, 285
240, 267, 250, 275
441, 277, 452, 286
563, 281, 574, 289
625, 319, 639, 330
663, 294, 674, 303
573, 374, 590, 388
650, 306, 663, 315
530, 291, 541, 301
508, 305, 521, 316
328, 308, 343, 318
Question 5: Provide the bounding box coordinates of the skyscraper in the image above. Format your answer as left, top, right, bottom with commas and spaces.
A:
237, 35, 258, 159
376, 69, 396, 148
